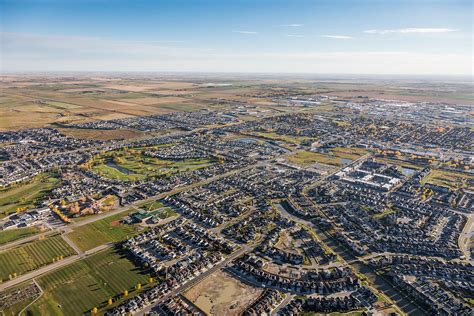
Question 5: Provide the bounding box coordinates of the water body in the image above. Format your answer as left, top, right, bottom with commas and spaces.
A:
401, 167, 416, 176
237, 138, 258, 144
105, 161, 133, 174
340, 158, 352, 165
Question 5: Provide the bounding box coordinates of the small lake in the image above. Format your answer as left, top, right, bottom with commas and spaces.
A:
105, 161, 134, 174
341, 158, 352, 165
401, 167, 416, 176
237, 138, 258, 143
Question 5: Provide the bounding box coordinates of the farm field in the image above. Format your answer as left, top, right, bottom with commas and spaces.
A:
0, 227, 41, 246
0, 235, 76, 281
89, 147, 216, 181
65, 210, 140, 251
57, 127, 145, 141
26, 248, 150, 316
0, 173, 61, 219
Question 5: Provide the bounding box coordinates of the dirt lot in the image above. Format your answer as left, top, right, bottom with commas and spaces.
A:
183, 270, 263, 315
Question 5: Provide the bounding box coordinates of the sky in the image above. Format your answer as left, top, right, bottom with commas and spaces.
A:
0, 0, 472, 75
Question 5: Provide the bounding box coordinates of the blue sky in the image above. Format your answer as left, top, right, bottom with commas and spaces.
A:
1, 0, 472, 75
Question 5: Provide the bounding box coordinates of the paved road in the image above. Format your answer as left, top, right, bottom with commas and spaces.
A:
271, 293, 294, 316
61, 233, 84, 255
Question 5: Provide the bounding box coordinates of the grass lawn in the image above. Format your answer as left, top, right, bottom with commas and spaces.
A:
89, 147, 215, 182
424, 169, 474, 190
0, 227, 41, 246
287, 147, 367, 167
137, 200, 164, 211
156, 208, 177, 219
0, 236, 76, 281
0, 173, 61, 218
65, 211, 140, 252
27, 248, 150, 316
254, 131, 315, 145
372, 209, 396, 219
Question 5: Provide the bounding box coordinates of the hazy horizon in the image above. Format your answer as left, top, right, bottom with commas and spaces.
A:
1, 0, 472, 76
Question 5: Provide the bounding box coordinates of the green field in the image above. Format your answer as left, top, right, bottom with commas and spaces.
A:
0, 236, 76, 281
155, 208, 177, 219
0, 173, 61, 218
27, 248, 150, 316
287, 147, 367, 167
89, 147, 215, 181
423, 169, 474, 190
0, 227, 41, 245
65, 211, 140, 251
254, 131, 315, 146
137, 200, 164, 211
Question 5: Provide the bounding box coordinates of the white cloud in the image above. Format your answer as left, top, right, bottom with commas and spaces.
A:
322, 35, 353, 40
364, 28, 458, 34
285, 34, 304, 38
232, 30, 258, 34
281, 24, 303, 27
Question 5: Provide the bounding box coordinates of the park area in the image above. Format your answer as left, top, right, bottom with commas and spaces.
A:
65, 210, 141, 252
0, 226, 41, 245
184, 270, 263, 316
287, 147, 368, 167
0, 173, 60, 219
26, 248, 150, 316
423, 169, 474, 191
0, 235, 76, 281
88, 146, 215, 181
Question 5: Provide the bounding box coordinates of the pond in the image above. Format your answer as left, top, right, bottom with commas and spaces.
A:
341, 158, 352, 165
105, 161, 134, 174
237, 138, 258, 143
401, 167, 416, 176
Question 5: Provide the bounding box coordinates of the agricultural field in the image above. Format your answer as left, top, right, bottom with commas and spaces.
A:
0, 227, 41, 246
88, 147, 216, 181
57, 127, 145, 141
287, 147, 367, 167
0, 235, 76, 281
0, 174, 61, 219
26, 248, 150, 316
65, 210, 140, 251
